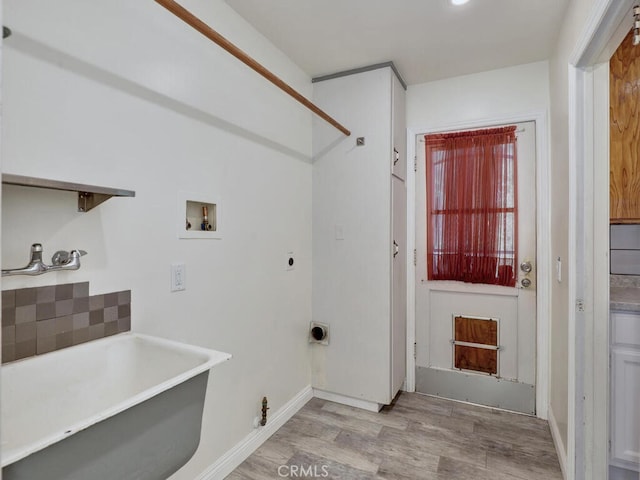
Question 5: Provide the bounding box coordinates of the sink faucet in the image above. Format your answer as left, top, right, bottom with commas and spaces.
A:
2, 243, 88, 277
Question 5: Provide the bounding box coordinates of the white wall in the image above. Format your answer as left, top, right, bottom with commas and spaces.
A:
2, 1, 313, 478
548, 0, 598, 458
407, 61, 550, 129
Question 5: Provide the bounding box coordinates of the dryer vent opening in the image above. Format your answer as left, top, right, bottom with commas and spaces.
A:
309, 322, 329, 345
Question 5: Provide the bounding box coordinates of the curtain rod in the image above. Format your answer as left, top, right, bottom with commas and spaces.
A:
419, 127, 526, 141
154, 0, 351, 137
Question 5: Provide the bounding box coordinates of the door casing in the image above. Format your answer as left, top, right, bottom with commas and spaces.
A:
568, 1, 638, 479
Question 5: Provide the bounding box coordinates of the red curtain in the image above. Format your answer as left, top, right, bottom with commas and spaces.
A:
425, 126, 518, 287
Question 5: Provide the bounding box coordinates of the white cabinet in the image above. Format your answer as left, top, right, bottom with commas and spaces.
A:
312, 65, 407, 407
391, 73, 407, 181
611, 311, 640, 472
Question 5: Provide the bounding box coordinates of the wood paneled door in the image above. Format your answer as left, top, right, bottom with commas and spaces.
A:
610, 29, 640, 222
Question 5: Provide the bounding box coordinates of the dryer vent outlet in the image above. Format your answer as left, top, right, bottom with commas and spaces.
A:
309, 322, 329, 345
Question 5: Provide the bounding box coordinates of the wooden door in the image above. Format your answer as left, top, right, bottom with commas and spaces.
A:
610, 29, 640, 222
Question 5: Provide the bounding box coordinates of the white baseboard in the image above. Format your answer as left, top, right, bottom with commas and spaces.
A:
196, 385, 313, 480
312, 389, 381, 412
549, 405, 568, 480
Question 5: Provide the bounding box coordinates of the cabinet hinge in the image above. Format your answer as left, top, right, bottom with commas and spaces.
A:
414, 342, 417, 360
414, 156, 417, 172
413, 249, 417, 266
576, 299, 585, 312
609, 438, 611, 452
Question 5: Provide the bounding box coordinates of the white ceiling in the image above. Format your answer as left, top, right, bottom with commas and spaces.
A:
225, 0, 570, 86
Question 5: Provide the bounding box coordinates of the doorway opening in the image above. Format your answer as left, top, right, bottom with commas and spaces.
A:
414, 121, 538, 415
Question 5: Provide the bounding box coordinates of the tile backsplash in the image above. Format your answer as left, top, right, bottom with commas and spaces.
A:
2, 282, 131, 363
611, 225, 640, 275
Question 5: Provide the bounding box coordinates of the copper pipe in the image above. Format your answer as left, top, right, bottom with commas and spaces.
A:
154, 0, 351, 136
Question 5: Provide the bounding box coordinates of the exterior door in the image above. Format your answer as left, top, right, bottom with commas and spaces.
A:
415, 121, 537, 414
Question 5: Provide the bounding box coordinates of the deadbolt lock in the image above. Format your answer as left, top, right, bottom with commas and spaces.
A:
521, 278, 532, 288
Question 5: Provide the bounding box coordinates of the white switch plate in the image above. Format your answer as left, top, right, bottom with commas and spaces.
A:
171, 263, 186, 291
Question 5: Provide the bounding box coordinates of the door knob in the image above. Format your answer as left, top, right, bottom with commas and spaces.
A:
520, 261, 533, 273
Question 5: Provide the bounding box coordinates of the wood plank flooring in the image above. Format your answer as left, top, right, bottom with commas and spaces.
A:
227, 392, 563, 480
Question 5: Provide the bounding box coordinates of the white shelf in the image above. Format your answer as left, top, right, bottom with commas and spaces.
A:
2, 174, 135, 212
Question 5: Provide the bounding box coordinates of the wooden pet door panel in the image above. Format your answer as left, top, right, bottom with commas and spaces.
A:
453, 316, 498, 375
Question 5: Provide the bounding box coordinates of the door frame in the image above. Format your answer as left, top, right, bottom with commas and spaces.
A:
406, 110, 551, 420
568, 1, 637, 479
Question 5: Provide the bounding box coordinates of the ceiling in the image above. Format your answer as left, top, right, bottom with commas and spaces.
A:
225, 0, 570, 86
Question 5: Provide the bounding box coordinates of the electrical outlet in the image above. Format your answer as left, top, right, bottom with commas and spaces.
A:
286, 252, 295, 271
171, 263, 186, 291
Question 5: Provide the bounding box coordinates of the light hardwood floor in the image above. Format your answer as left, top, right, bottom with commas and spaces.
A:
227, 392, 563, 479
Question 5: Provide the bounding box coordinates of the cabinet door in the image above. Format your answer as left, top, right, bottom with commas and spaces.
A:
610, 29, 640, 222
611, 348, 640, 469
391, 74, 406, 180
391, 174, 407, 397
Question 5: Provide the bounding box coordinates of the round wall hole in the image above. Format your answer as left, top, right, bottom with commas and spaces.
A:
311, 326, 326, 341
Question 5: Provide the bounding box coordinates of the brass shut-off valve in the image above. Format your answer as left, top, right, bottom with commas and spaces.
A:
260, 397, 269, 426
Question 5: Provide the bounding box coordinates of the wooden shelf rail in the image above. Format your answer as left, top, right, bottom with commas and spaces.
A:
155, 0, 351, 137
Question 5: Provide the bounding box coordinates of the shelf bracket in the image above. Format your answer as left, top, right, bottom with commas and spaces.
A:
78, 192, 112, 213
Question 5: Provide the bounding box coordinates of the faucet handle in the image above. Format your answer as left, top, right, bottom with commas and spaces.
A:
52, 250, 88, 265
51, 250, 69, 266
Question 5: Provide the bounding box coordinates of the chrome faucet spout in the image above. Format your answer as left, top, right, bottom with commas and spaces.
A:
1, 243, 49, 276
1, 244, 88, 277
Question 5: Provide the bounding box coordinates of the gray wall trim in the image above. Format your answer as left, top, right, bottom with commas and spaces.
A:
416, 366, 536, 415
312, 61, 408, 90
